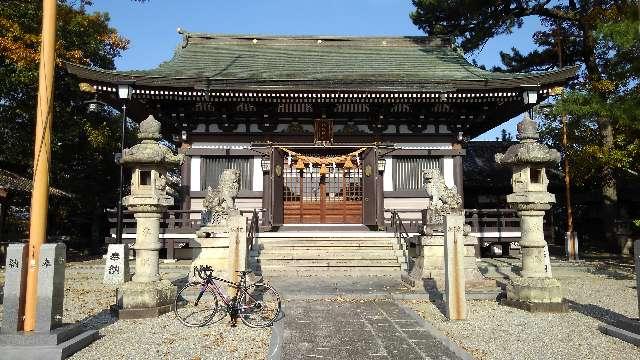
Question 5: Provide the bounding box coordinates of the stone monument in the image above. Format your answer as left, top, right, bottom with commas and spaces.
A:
444, 214, 467, 320
191, 169, 246, 280
403, 168, 494, 292
103, 244, 131, 285
114, 115, 183, 319
495, 114, 566, 312
0, 243, 97, 359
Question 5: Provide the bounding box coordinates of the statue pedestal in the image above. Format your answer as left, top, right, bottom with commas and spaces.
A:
190, 215, 248, 282
404, 232, 496, 291
502, 276, 567, 312
115, 279, 176, 319
190, 234, 231, 281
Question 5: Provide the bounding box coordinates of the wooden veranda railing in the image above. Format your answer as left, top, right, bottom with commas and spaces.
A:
108, 208, 525, 239
382, 208, 523, 238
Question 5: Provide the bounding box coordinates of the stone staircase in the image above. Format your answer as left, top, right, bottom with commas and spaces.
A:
249, 230, 407, 276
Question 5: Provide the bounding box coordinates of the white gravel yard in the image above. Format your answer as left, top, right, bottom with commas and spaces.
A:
405, 259, 640, 360
0, 267, 271, 360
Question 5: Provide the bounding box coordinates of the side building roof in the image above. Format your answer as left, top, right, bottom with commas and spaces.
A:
0, 169, 71, 198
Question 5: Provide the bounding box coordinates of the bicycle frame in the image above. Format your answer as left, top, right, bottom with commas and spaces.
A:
195, 274, 257, 314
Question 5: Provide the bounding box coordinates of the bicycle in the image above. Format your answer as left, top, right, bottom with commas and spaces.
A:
174, 265, 281, 328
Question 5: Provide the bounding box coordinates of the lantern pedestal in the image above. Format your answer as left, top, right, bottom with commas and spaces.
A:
502, 277, 567, 313
114, 280, 176, 320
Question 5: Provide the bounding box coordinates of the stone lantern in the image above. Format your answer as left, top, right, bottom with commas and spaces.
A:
116, 115, 183, 318
496, 114, 565, 311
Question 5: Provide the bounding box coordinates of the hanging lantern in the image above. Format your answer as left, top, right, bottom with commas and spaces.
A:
331, 162, 337, 170
319, 163, 329, 175
355, 156, 361, 167
287, 154, 292, 166
308, 162, 313, 170
295, 158, 305, 170
343, 156, 354, 169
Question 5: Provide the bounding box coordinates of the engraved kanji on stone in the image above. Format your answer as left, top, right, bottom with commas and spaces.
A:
42, 257, 51, 268
8, 258, 19, 268
108, 264, 120, 275
109, 252, 120, 261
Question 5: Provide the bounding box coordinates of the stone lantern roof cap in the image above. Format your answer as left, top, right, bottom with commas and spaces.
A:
495, 115, 560, 166
121, 115, 183, 166
516, 114, 539, 141
138, 115, 162, 140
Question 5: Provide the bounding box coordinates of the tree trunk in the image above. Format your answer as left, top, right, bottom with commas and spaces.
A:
581, 20, 621, 253
598, 117, 620, 253
90, 201, 103, 254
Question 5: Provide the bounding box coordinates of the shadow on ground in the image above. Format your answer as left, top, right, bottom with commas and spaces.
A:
565, 299, 633, 328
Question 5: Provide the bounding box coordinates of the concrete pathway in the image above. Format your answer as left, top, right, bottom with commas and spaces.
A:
279, 300, 466, 360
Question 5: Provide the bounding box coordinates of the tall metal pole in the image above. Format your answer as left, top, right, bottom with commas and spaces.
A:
24, 0, 57, 331
116, 104, 126, 244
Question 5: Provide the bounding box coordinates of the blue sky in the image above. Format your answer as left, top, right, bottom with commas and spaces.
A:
89, 0, 543, 140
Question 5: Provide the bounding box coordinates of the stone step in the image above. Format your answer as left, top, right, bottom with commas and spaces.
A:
254, 267, 402, 276
256, 240, 395, 248
250, 252, 402, 260
251, 249, 405, 256
255, 236, 397, 242
250, 259, 401, 267
255, 232, 397, 239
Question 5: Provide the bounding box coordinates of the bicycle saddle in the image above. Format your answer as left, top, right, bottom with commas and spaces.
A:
236, 270, 253, 274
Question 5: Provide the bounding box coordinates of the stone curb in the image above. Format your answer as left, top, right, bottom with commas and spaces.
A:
266, 303, 285, 360
396, 303, 474, 360
598, 324, 640, 346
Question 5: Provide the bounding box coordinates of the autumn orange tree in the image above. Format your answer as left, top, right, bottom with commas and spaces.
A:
0, 0, 131, 249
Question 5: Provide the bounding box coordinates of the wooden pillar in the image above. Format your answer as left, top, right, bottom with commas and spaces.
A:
262, 165, 271, 227
166, 238, 175, 261
0, 189, 7, 243
179, 143, 191, 212
271, 147, 284, 227
452, 143, 464, 208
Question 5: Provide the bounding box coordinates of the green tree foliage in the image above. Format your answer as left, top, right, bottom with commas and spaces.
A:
0, 0, 131, 248
411, 1, 640, 251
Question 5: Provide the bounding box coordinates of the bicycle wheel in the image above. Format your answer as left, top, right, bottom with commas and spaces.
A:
174, 282, 221, 327
238, 282, 281, 328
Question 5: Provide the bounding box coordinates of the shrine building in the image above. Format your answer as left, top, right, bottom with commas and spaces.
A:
67, 33, 576, 243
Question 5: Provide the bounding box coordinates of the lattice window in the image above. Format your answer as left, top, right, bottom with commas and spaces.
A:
200, 157, 253, 191
392, 156, 441, 191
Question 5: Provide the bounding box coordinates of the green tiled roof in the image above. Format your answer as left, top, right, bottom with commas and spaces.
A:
133, 35, 512, 81
67, 33, 577, 91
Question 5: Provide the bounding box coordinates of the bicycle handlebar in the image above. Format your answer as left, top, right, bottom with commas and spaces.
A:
194, 265, 214, 280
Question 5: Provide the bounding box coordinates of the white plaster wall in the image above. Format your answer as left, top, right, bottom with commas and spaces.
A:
383, 157, 394, 191
190, 156, 201, 191
384, 198, 426, 218
394, 142, 452, 150
191, 142, 251, 149
252, 156, 263, 191
443, 156, 455, 188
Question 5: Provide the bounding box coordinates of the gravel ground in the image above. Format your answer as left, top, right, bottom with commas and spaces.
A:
404, 259, 640, 360
0, 267, 271, 360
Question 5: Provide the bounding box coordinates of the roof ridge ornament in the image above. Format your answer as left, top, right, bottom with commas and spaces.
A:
178, 27, 190, 48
